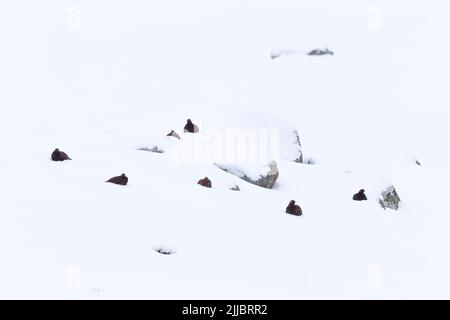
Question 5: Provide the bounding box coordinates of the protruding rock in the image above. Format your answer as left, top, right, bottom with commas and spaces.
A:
256, 161, 279, 189
51, 148, 71, 161
379, 186, 401, 210
286, 200, 302, 216
106, 173, 128, 186
138, 146, 164, 154
184, 119, 199, 133
353, 189, 368, 201
270, 49, 296, 60
308, 48, 334, 56
154, 247, 176, 255
209, 112, 302, 164
292, 130, 303, 163
274, 128, 304, 163
167, 130, 181, 140
230, 185, 240, 191
198, 177, 212, 188
216, 160, 279, 189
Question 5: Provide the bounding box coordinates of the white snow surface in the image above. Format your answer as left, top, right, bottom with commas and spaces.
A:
1, 0, 449, 299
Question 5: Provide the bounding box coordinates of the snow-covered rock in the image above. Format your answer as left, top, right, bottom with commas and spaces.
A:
379, 186, 401, 210
216, 160, 279, 189
230, 184, 240, 191
308, 48, 334, 56
208, 112, 303, 164
271, 49, 297, 60
138, 136, 181, 155
138, 146, 164, 154
291, 130, 303, 163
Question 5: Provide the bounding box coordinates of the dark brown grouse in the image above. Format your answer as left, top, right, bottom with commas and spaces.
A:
353, 189, 368, 201
286, 200, 302, 216
106, 173, 128, 186
184, 119, 199, 133
198, 177, 212, 188
51, 148, 71, 161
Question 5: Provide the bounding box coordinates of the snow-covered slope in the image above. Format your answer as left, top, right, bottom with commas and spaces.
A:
1, 0, 449, 299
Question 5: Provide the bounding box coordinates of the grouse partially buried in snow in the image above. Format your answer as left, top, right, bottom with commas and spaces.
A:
353, 189, 367, 201
184, 119, 199, 133
166, 130, 181, 140
51, 148, 71, 161
198, 177, 212, 188
286, 200, 302, 216
106, 173, 128, 186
